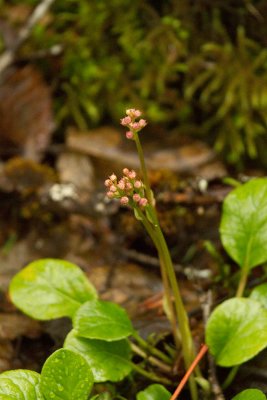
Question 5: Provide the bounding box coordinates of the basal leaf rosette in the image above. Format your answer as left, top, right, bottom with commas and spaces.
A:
220, 178, 267, 269
206, 298, 267, 367
9, 258, 97, 320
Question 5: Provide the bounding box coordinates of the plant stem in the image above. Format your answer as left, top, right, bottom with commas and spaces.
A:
154, 225, 197, 400
132, 331, 173, 365
134, 132, 154, 206
236, 266, 249, 297
130, 342, 172, 373
131, 362, 172, 386
133, 134, 198, 400
221, 365, 240, 390
135, 207, 180, 347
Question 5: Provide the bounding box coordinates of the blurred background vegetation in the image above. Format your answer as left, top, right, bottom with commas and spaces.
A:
1, 0, 267, 166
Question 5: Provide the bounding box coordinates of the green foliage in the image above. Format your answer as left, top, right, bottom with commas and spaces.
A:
40, 349, 94, 400
136, 384, 171, 400
64, 330, 132, 382
0, 350, 94, 400
0, 370, 44, 400
2, 1, 267, 162
9, 259, 97, 320
186, 27, 267, 162
73, 299, 134, 341
205, 298, 267, 367
220, 178, 267, 269
250, 283, 267, 309
232, 389, 266, 400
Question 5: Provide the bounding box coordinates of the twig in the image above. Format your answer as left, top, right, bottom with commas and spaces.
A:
170, 344, 208, 400
121, 248, 212, 280
202, 291, 225, 400
0, 0, 56, 75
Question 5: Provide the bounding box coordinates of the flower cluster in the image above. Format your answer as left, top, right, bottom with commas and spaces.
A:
120, 109, 147, 139
105, 168, 148, 208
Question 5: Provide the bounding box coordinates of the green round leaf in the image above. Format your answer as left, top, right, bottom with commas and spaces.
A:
232, 389, 266, 400
10, 259, 97, 320
137, 384, 171, 400
250, 283, 267, 309
64, 330, 132, 382
40, 348, 93, 400
0, 370, 43, 400
220, 178, 267, 269
206, 298, 267, 367
73, 300, 134, 341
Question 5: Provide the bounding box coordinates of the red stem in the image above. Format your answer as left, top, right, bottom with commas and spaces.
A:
170, 344, 209, 400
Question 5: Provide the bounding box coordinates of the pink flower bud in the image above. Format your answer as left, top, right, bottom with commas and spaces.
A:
133, 193, 141, 202
126, 108, 142, 118
109, 185, 117, 192
134, 109, 142, 117
109, 174, 117, 182
126, 182, 133, 190
120, 116, 131, 126
139, 119, 147, 128
129, 122, 140, 130
117, 180, 125, 190
128, 170, 136, 179
139, 198, 148, 207
107, 191, 115, 199
123, 168, 130, 176
126, 109, 134, 116
104, 179, 112, 187
126, 131, 134, 140
134, 180, 142, 189
120, 196, 129, 205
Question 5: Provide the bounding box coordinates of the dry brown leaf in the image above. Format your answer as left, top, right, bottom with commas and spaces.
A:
0, 66, 54, 160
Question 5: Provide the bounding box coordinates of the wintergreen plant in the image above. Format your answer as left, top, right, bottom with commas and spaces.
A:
3, 111, 267, 400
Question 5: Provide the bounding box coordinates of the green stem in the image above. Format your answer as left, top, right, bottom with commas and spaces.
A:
132, 331, 173, 365
130, 342, 172, 373
134, 132, 154, 206
133, 132, 198, 400
222, 365, 240, 390
155, 226, 198, 400
236, 267, 249, 297
135, 207, 180, 347
131, 362, 172, 386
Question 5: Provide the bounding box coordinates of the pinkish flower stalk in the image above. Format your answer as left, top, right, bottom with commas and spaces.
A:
117, 109, 199, 400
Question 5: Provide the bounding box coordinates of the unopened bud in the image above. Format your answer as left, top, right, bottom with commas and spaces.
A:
123, 168, 129, 176
126, 131, 134, 140
128, 170, 136, 179
134, 180, 142, 189
133, 193, 141, 202
104, 179, 112, 187
117, 180, 125, 190
109, 174, 117, 182
120, 116, 131, 126
109, 185, 117, 192
139, 198, 148, 207
138, 119, 147, 128
120, 196, 129, 205
107, 191, 115, 199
